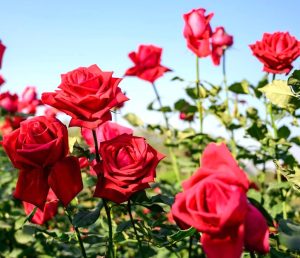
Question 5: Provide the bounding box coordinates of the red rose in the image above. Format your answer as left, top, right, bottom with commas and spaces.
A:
125, 45, 171, 83
183, 8, 213, 57
93, 134, 165, 203
179, 112, 194, 122
2, 116, 83, 209
81, 121, 133, 152
172, 143, 269, 258
23, 189, 59, 225
42, 65, 128, 129
0, 92, 19, 113
0, 41, 6, 69
250, 32, 300, 74
211, 26, 233, 65
0, 115, 26, 135
0, 75, 5, 86
18, 86, 41, 115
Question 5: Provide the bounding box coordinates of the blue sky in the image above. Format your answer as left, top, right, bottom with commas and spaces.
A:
0, 0, 300, 129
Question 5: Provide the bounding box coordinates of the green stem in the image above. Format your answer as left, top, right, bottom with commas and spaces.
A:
92, 129, 114, 257
65, 208, 87, 258
152, 82, 180, 183
127, 200, 144, 257
92, 129, 100, 163
103, 200, 115, 258
196, 56, 203, 133
188, 235, 193, 258
222, 50, 230, 116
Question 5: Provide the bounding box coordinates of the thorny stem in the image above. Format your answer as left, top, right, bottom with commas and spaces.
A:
65, 207, 87, 258
152, 82, 181, 182
127, 200, 144, 258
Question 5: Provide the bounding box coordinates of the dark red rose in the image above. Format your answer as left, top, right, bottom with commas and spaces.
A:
81, 121, 133, 152
0, 92, 19, 113
0, 41, 6, 69
250, 32, 300, 74
0, 75, 5, 86
211, 26, 233, 65
42, 65, 128, 129
183, 8, 213, 57
93, 134, 165, 203
23, 189, 59, 225
2, 116, 83, 209
171, 143, 269, 258
18, 86, 41, 115
125, 45, 171, 83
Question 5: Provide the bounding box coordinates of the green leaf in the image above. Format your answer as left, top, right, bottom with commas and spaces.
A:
288, 70, 300, 88
185, 87, 198, 99
116, 221, 132, 233
259, 80, 294, 108
174, 99, 189, 111
278, 219, 300, 251
72, 141, 90, 158
171, 76, 184, 82
277, 126, 291, 139
72, 207, 100, 228
159, 106, 172, 113
228, 80, 250, 94
168, 227, 197, 243
150, 194, 174, 206
123, 113, 144, 127
246, 121, 267, 140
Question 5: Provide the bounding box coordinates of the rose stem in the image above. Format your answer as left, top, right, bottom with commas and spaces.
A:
64, 207, 87, 258
269, 74, 287, 219
92, 129, 115, 257
195, 56, 203, 133
151, 82, 181, 183
188, 235, 193, 258
222, 50, 237, 156
127, 200, 144, 258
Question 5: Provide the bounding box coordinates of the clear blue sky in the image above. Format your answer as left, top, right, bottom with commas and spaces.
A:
1, 0, 300, 128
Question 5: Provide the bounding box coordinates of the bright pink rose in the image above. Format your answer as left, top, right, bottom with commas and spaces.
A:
42, 65, 128, 129
172, 143, 269, 258
250, 32, 300, 74
93, 134, 164, 203
0, 41, 6, 69
183, 8, 213, 57
125, 45, 171, 83
0, 92, 19, 113
211, 27, 233, 65
23, 189, 59, 225
81, 121, 133, 152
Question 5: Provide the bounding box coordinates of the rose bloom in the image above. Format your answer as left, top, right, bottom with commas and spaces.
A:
125, 45, 171, 83
0, 92, 19, 113
0, 75, 5, 86
0, 41, 6, 68
211, 26, 233, 65
81, 121, 133, 152
183, 8, 213, 57
179, 112, 194, 122
18, 86, 41, 115
42, 64, 128, 129
23, 189, 59, 225
0, 115, 26, 136
93, 134, 165, 203
171, 143, 269, 258
250, 32, 300, 74
2, 116, 83, 209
